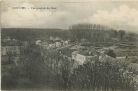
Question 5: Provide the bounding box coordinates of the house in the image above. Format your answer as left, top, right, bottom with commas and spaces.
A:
55, 41, 62, 48
49, 43, 56, 49
39, 41, 49, 49
1, 38, 27, 65
73, 53, 98, 65
1, 39, 24, 56
50, 36, 62, 41
72, 51, 79, 60
35, 40, 42, 45
47, 39, 63, 49
62, 40, 70, 46
75, 54, 86, 65
116, 56, 126, 61
1, 46, 22, 56
72, 48, 98, 65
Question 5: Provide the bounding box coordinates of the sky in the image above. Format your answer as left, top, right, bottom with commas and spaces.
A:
1, 0, 138, 33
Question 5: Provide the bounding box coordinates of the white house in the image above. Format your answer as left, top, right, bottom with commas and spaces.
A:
55, 41, 62, 48
49, 43, 56, 49
72, 51, 79, 60
72, 51, 97, 65
76, 54, 86, 65
35, 40, 42, 45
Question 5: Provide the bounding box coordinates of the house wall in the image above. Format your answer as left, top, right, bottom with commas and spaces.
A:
76, 54, 86, 65
1, 46, 22, 56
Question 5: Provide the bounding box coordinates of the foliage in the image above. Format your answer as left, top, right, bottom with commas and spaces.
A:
70, 61, 135, 91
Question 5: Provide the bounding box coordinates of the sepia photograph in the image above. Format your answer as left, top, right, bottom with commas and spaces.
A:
1, 0, 138, 91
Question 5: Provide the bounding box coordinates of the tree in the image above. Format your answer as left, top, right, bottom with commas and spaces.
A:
127, 33, 137, 42
118, 30, 126, 41
70, 60, 135, 91
106, 49, 116, 58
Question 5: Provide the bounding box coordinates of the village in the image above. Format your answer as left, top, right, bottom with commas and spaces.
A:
2, 36, 138, 69
1, 24, 138, 90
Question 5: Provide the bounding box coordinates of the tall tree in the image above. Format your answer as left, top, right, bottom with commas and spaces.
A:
118, 30, 126, 41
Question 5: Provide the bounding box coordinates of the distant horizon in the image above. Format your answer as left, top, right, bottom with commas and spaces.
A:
2, 27, 138, 34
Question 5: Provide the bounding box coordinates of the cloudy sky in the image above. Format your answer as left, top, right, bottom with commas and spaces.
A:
1, 0, 138, 33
